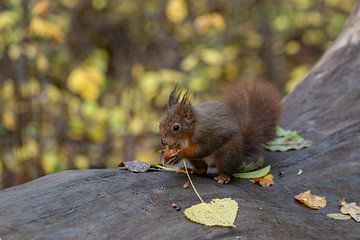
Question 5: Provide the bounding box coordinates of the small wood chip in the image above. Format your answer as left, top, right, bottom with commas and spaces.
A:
183, 180, 191, 189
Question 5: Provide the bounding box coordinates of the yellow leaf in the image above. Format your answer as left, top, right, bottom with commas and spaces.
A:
340, 199, 360, 222
249, 173, 274, 187
166, 0, 187, 23
184, 198, 238, 227
295, 190, 326, 210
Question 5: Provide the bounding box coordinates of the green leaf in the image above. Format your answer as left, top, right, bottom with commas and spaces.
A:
233, 165, 271, 179
327, 213, 351, 220
242, 157, 265, 172
266, 127, 311, 152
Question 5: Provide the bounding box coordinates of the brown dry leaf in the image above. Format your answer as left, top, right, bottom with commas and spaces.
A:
340, 199, 360, 222
250, 173, 274, 187
294, 190, 326, 210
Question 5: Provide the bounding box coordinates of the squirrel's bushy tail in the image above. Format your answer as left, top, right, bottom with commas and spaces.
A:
223, 81, 281, 158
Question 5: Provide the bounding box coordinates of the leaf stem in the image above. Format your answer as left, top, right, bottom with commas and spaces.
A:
182, 159, 204, 203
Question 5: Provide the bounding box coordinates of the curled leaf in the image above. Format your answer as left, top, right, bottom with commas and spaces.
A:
295, 190, 327, 210
250, 173, 274, 187
233, 165, 271, 179
184, 198, 238, 227
340, 199, 360, 222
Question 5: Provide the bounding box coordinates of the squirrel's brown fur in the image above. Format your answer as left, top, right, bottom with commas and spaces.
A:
159, 81, 281, 184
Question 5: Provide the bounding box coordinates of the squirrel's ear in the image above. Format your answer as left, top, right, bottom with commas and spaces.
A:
168, 85, 180, 107
184, 107, 194, 123
179, 90, 194, 123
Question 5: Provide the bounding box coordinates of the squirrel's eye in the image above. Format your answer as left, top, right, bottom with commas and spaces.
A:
172, 123, 180, 132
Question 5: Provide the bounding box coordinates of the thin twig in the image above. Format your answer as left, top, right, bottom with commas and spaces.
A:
182, 160, 204, 203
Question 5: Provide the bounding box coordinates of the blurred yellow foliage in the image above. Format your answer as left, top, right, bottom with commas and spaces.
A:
74, 155, 90, 169
189, 77, 207, 92
274, 15, 290, 32
67, 66, 105, 101
292, 0, 312, 10
166, 0, 188, 23
285, 41, 301, 55
13, 139, 39, 162
42, 152, 65, 173
32, 0, 49, 16
136, 151, 160, 164
0, 11, 17, 30
286, 65, 310, 93
247, 32, 263, 49
3, 110, 16, 131
92, 0, 108, 10
180, 54, 199, 71
61, 0, 79, 8
2, 81, 14, 100
22, 78, 40, 97
8, 44, 22, 61
303, 29, 325, 45
36, 54, 49, 72
200, 48, 224, 65
30, 17, 64, 42
194, 13, 225, 34
46, 84, 62, 102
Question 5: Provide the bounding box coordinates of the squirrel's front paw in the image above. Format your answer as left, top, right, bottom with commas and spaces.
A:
214, 174, 231, 184
168, 150, 181, 165
162, 149, 181, 165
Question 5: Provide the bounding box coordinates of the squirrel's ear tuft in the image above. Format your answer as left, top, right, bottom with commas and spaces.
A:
168, 85, 180, 107
179, 90, 194, 123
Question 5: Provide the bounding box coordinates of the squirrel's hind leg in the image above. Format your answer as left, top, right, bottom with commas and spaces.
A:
188, 159, 208, 174
178, 159, 208, 174
214, 152, 231, 184
214, 135, 245, 184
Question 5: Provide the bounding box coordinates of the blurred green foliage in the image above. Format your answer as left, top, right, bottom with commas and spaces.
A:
0, 0, 354, 188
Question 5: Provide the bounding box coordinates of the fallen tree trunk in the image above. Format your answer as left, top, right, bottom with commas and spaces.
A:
1, 4, 360, 240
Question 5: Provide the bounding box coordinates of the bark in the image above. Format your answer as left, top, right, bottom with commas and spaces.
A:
1, 3, 360, 240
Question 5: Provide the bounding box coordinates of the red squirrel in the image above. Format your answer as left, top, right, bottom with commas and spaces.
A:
159, 81, 281, 184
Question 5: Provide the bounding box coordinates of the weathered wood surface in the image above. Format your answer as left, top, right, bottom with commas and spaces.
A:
1, 3, 360, 240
